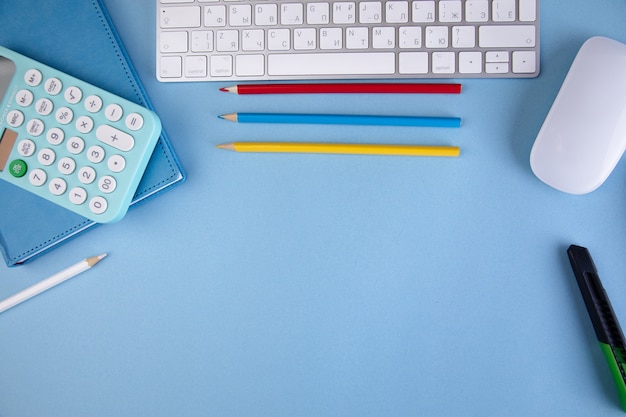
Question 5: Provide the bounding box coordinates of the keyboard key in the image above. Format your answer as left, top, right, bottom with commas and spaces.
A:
385, 1, 409, 23
432, 52, 455, 73
210, 55, 233, 76
235, 54, 264, 76
268, 52, 395, 76
160, 56, 183, 78
399, 51, 428, 74
439, 1, 462, 23
185, 56, 208, 77
492, 0, 516, 21
412, 1, 435, 23
478, 25, 536, 48
465, 0, 489, 22
228, 4, 251, 26
333, 2, 357, 24
160, 6, 200, 28
519, 0, 537, 21
160, 31, 189, 52
459, 51, 482, 73
426, 26, 449, 48
359, 2, 383, 24
512, 50, 537, 73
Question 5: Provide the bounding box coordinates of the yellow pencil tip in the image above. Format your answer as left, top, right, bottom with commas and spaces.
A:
216, 143, 235, 151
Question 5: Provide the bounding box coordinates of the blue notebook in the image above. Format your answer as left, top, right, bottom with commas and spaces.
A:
0, 0, 186, 266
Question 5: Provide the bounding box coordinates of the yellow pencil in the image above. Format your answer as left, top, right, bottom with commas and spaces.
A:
216, 142, 460, 157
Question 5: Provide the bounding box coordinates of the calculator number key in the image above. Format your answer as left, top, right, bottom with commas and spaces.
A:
98, 175, 117, 194
69, 187, 87, 205
48, 177, 67, 196
89, 196, 108, 215
38, 148, 56, 166
78, 166, 96, 184
29, 168, 47, 186
67, 137, 85, 155
47, 128, 65, 145
87, 145, 105, 163
57, 157, 76, 175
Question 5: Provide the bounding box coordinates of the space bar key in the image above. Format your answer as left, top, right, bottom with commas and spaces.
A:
268, 52, 396, 76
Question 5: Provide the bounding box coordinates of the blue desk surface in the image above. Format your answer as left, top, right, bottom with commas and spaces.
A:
2, 1, 626, 416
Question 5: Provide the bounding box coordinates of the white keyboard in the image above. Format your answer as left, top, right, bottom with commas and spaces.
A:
157, 0, 540, 82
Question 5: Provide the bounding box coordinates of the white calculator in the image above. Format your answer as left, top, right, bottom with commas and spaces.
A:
0, 46, 162, 223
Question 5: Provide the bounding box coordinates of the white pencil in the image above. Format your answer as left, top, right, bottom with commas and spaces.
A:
0, 253, 107, 314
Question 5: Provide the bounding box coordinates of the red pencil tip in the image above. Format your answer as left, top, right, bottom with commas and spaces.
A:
219, 87, 227, 92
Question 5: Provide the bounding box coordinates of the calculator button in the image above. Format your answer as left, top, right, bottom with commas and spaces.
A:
29, 168, 47, 186
17, 139, 36, 157
107, 155, 126, 173
24, 69, 43, 87
26, 119, 45, 136
38, 148, 56, 166
35, 98, 54, 116
69, 187, 87, 205
78, 166, 96, 184
56, 107, 73, 125
48, 178, 67, 196
8, 159, 27, 178
87, 145, 105, 163
57, 157, 76, 175
125, 113, 144, 131
46, 127, 65, 145
84, 95, 103, 113
96, 125, 134, 151
98, 175, 117, 194
44, 77, 63, 95
64, 86, 83, 104
89, 196, 108, 215
7, 110, 24, 127
15, 89, 34, 107
105, 104, 123, 122
76, 116, 94, 134
67, 136, 85, 155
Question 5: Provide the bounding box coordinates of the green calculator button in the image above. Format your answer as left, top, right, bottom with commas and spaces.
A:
9, 159, 27, 178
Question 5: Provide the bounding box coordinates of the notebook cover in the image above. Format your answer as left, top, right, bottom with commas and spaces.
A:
0, 0, 186, 267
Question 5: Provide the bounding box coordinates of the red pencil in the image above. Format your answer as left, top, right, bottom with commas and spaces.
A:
219, 83, 462, 95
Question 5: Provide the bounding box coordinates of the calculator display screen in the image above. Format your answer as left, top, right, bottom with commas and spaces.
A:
0, 56, 15, 104
0, 128, 17, 171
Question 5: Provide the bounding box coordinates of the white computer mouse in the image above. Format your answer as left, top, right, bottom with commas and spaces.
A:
530, 36, 626, 194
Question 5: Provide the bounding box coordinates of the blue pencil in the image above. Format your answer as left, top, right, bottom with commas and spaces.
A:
219, 113, 461, 128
